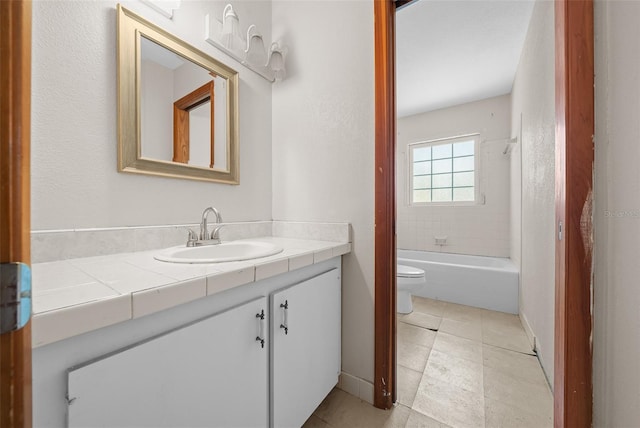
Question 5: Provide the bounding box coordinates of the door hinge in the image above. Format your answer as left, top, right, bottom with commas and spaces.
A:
0, 263, 32, 334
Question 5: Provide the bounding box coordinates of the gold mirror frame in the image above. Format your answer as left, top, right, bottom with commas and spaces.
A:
117, 5, 239, 184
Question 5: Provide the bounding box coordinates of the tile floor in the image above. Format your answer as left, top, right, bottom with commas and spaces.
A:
303, 296, 553, 428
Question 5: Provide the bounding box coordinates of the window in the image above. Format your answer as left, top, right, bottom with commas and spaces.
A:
409, 135, 478, 205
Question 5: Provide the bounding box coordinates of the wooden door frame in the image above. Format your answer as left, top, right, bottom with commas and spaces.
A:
0, 1, 33, 427
373, 1, 595, 427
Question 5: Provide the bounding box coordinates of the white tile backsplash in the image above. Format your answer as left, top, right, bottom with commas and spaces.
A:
32, 221, 342, 263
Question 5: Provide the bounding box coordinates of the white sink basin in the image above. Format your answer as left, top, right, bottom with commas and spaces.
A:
154, 241, 283, 264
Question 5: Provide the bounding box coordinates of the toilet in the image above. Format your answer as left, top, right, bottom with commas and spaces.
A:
397, 264, 426, 314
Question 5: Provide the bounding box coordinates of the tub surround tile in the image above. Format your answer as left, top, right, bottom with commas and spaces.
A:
32, 294, 131, 348
132, 277, 207, 319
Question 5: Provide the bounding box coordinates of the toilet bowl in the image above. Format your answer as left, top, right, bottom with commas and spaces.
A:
397, 264, 426, 314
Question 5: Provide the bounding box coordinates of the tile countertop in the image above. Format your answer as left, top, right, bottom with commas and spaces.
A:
31, 237, 351, 348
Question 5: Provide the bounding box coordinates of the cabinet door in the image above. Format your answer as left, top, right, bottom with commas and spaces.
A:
271, 269, 341, 428
67, 297, 268, 428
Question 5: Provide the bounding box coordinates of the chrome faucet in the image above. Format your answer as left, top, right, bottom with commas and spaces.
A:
186, 207, 224, 247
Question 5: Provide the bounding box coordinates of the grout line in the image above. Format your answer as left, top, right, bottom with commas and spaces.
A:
483, 341, 536, 357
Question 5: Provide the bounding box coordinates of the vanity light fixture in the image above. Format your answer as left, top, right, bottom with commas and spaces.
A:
267, 43, 286, 82
220, 4, 243, 57
245, 25, 267, 68
205, 4, 287, 82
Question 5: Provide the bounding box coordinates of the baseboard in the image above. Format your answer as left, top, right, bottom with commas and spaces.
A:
519, 311, 536, 351
338, 371, 374, 404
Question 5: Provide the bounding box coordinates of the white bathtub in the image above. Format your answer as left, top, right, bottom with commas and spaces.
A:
397, 250, 519, 314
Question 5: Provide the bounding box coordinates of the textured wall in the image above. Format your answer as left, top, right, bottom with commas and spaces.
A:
510, 0, 555, 383
594, 1, 640, 425
271, 1, 375, 384
396, 95, 512, 258
31, 0, 273, 230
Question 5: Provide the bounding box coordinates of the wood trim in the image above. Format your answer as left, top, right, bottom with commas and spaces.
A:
0, 1, 33, 427
172, 81, 215, 165
554, 0, 594, 426
373, 0, 397, 410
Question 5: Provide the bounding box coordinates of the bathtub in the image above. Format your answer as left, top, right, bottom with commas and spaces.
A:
397, 250, 519, 314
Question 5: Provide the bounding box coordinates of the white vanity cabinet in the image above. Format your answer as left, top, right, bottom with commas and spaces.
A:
271, 268, 341, 427
33, 259, 343, 428
67, 297, 269, 428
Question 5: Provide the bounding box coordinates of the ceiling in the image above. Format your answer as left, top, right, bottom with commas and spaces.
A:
396, 0, 535, 118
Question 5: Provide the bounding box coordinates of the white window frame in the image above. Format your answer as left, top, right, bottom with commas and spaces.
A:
407, 134, 480, 207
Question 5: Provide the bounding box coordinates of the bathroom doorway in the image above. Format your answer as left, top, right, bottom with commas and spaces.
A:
373, 0, 594, 426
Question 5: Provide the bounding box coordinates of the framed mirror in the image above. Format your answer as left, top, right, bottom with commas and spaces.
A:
117, 5, 239, 183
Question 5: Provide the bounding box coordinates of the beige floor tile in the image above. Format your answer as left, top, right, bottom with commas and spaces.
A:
481, 309, 524, 333
400, 311, 441, 330
406, 409, 452, 428
442, 302, 484, 324
424, 349, 484, 394
398, 321, 438, 348
439, 318, 482, 342
412, 296, 446, 317
432, 332, 483, 365
303, 414, 332, 428
483, 366, 553, 418
398, 340, 432, 372
314, 389, 410, 428
412, 375, 485, 428
484, 396, 553, 428
482, 326, 532, 354
482, 344, 548, 386
398, 365, 423, 407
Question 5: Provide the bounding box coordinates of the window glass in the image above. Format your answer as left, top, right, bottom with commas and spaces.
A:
410, 136, 478, 204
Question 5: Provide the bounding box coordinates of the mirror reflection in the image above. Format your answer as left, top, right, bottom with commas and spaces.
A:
140, 37, 228, 171
117, 5, 239, 184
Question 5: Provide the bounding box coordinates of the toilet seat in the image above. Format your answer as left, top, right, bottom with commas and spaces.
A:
397, 264, 424, 279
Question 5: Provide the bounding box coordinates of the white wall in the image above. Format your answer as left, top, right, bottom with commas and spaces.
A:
31, 0, 272, 230
396, 95, 511, 257
509, 0, 555, 383
271, 1, 375, 384
594, 1, 640, 425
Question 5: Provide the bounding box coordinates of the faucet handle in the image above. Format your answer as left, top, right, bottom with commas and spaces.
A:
186, 228, 198, 247
210, 224, 225, 241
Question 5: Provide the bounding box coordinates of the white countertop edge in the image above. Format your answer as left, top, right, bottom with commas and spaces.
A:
31, 237, 350, 348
